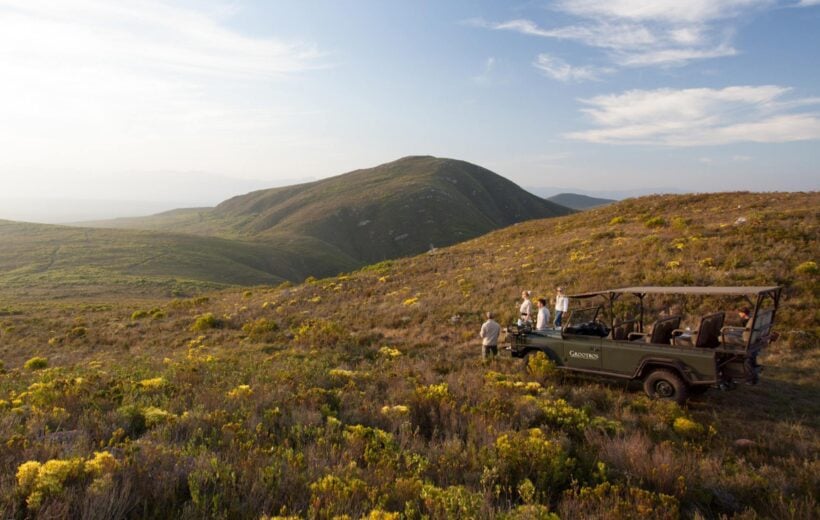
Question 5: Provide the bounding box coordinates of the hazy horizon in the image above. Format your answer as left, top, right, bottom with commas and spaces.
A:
1, 0, 819, 222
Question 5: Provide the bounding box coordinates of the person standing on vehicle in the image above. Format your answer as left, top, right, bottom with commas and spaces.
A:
480, 311, 501, 359
535, 298, 551, 332
519, 290, 534, 326
554, 287, 569, 328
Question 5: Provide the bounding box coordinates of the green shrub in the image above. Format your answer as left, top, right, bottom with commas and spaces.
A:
559, 482, 679, 519
24, 356, 48, 370
494, 429, 573, 500
131, 310, 149, 320
644, 216, 667, 228
308, 474, 372, 518
420, 484, 483, 519
191, 313, 222, 332
795, 261, 818, 276
671, 216, 689, 229
69, 326, 87, 337
242, 317, 279, 342
608, 216, 625, 225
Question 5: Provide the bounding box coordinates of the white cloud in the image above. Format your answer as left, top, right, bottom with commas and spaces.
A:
0, 0, 327, 179
554, 0, 771, 24
797, 0, 820, 6
533, 54, 612, 82
565, 85, 820, 146
471, 0, 774, 68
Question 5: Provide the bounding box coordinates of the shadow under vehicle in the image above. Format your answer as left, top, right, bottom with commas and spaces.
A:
507, 286, 782, 403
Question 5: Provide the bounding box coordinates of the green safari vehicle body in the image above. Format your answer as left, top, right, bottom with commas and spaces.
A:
508, 286, 782, 403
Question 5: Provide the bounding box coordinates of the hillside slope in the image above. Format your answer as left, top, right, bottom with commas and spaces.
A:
0, 192, 816, 518
547, 192, 615, 210
0, 220, 359, 298
86, 156, 573, 264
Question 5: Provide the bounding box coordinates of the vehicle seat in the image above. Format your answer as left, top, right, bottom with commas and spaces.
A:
610, 318, 638, 340
628, 316, 681, 345
672, 312, 724, 348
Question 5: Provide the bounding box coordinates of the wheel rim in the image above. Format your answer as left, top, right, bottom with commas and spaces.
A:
655, 380, 675, 398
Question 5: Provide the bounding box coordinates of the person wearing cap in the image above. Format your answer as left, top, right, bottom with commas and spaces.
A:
479, 311, 501, 359
554, 287, 569, 328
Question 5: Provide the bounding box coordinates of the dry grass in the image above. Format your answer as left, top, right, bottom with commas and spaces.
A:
0, 192, 816, 518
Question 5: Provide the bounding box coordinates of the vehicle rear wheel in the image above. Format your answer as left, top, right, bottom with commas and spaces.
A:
643, 369, 689, 404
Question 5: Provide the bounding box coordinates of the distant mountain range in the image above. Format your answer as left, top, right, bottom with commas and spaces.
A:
546, 193, 614, 210
0, 156, 572, 297
528, 186, 685, 200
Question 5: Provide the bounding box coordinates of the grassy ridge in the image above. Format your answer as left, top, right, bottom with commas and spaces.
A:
0, 192, 816, 518
0, 221, 361, 299
15, 157, 572, 296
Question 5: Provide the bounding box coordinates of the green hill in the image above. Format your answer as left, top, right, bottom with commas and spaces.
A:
3, 157, 571, 297
86, 156, 573, 264
546, 192, 615, 210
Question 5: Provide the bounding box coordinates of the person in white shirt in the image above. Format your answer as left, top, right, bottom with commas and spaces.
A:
554, 287, 569, 328
519, 290, 534, 326
479, 311, 501, 359
536, 298, 551, 332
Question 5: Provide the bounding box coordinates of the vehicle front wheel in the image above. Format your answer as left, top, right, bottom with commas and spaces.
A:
643, 369, 689, 404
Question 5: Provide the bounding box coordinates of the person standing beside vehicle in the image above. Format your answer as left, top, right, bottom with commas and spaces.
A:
479, 311, 501, 359
554, 287, 569, 328
519, 290, 534, 326
535, 298, 551, 332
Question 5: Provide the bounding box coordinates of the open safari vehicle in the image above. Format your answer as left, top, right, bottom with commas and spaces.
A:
507, 286, 782, 403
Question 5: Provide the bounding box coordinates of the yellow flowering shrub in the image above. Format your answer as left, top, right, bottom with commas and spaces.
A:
672, 416, 704, 438
139, 377, 167, 390
378, 346, 402, 357
142, 406, 176, 427
84, 451, 119, 477
540, 398, 590, 433
227, 384, 253, 399
16, 457, 87, 509
381, 404, 410, 417
495, 429, 573, 497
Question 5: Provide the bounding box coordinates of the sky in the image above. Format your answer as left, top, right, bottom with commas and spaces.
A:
0, 0, 819, 222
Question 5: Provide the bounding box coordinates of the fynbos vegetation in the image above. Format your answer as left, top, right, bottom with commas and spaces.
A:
0, 192, 816, 518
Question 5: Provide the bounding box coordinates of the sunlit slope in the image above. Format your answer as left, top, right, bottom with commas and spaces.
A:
0, 192, 815, 518
260, 191, 817, 335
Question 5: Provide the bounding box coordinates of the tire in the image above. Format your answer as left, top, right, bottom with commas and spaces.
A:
643, 369, 689, 404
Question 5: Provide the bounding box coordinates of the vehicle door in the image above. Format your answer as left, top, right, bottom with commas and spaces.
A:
561, 305, 603, 370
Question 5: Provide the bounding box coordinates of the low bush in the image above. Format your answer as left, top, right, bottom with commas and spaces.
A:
24, 356, 48, 370
191, 313, 222, 331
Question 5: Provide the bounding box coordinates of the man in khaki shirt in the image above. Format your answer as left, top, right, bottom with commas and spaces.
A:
480, 311, 501, 359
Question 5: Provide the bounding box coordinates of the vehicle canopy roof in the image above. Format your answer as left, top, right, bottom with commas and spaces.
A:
567, 286, 782, 299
